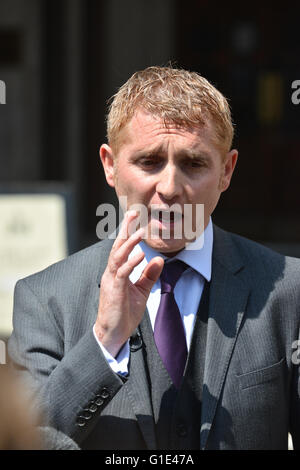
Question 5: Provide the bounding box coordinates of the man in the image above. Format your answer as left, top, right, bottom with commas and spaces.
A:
8, 66, 300, 450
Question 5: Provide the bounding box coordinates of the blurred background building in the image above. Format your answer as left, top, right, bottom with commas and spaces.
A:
0, 0, 300, 337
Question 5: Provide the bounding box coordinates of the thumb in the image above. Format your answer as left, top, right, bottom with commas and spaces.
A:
135, 256, 164, 294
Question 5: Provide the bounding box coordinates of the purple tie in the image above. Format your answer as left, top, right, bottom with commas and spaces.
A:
154, 260, 188, 389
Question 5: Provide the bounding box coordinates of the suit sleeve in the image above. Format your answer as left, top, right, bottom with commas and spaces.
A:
8, 278, 125, 445
290, 326, 300, 450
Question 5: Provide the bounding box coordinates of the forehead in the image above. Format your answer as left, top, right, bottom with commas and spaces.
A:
115, 109, 220, 155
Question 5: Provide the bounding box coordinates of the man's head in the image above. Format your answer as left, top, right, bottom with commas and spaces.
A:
100, 66, 238, 256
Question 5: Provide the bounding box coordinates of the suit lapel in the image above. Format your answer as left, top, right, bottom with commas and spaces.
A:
124, 323, 157, 449
93, 237, 115, 320
200, 226, 250, 449
96, 237, 115, 288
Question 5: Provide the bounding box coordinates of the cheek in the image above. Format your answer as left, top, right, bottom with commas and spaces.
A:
116, 169, 153, 202
189, 173, 221, 201
114, 164, 135, 191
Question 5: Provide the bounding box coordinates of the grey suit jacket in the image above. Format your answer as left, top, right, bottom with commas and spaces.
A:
8, 225, 300, 450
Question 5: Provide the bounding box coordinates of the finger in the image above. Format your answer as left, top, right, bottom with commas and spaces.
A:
112, 210, 139, 252
116, 250, 145, 279
109, 228, 145, 274
110, 227, 145, 270
135, 256, 164, 294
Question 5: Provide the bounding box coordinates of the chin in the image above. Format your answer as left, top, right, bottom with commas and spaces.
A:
145, 237, 187, 257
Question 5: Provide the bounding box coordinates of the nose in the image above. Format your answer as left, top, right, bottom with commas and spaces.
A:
156, 163, 183, 201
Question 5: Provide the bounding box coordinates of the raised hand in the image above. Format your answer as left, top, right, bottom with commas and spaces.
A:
94, 210, 164, 357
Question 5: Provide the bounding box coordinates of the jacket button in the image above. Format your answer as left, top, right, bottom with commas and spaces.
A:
89, 403, 98, 413
95, 397, 104, 406
81, 410, 92, 420
99, 388, 110, 399
76, 417, 86, 427
176, 423, 187, 437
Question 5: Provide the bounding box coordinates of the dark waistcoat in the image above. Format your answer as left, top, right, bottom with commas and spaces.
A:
139, 281, 210, 450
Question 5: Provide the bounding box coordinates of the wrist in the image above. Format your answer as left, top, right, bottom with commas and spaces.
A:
94, 323, 126, 358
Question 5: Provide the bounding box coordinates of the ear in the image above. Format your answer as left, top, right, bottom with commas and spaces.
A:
99, 144, 116, 188
219, 149, 238, 192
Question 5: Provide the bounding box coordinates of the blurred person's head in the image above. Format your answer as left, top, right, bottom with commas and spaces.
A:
0, 366, 42, 449
0, 366, 80, 450
100, 65, 238, 256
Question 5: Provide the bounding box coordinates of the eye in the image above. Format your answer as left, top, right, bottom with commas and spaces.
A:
190, 160, 203, 167
137, 157, 163, 169
141, 159, 156, 166
183, 158, 206, 169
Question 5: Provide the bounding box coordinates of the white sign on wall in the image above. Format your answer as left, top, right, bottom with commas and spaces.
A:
0, 194, 67, 336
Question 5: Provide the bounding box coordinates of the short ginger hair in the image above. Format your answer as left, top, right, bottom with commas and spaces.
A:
106, 65, 234, 153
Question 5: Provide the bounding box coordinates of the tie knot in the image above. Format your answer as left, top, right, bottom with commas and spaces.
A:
160, 260, 187, 294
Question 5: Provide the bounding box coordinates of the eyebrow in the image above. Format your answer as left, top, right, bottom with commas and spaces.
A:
177, 149, 211, 160
132, 144, 166, 158
132, 146, 211, 160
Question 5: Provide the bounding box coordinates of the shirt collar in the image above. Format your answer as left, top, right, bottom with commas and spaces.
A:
131, 218, 213, 283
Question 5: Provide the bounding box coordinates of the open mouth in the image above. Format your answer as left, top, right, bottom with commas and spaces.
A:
151, 209, 183, 224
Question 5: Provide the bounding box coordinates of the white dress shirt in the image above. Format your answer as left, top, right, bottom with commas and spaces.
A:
93, 218, 213, 376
